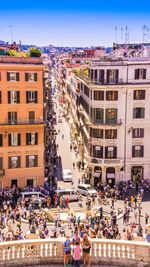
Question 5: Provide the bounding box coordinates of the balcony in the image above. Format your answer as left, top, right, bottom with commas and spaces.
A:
0, 119, 46, 126
78, 74, 124, 85
87, 118, 122, 126
0, 169, 5, 176
85, 155, 122, 165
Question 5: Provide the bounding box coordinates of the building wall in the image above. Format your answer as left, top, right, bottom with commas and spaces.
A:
0, 60, 45, 188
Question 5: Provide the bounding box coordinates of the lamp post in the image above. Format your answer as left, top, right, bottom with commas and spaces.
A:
137, 195, 143, 237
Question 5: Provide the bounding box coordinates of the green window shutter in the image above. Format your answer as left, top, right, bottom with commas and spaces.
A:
141, 108, 145, 118
133, 108, 136, 119
105, 109, 108, 121
114, 109, 117, 121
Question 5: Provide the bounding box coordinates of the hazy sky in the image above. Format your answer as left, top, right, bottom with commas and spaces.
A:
0, 0, 150, 47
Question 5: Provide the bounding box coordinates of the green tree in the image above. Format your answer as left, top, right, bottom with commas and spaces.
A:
29, 47, 42, 58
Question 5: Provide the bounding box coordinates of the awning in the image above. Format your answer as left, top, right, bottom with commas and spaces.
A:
107, 173, 115, 179
94, 172, 101, 178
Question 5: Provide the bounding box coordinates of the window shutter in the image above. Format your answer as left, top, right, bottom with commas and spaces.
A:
107, 70, 110, 83
116, 91, 118, 100
35, 133, 38, 145
100, 146, 103, 158
14, 112, 17, 123
114, 109, 117, 121
133, 108, 136, 119
25, 72, 28, 81
16, 72, 19, 81
90, 128, 92, 137
8, 134, 11, 146
35, 91, 38, 103
0, 134, 3, 147
89, 69, 91, 78
26, 91, 29, 103
100, 70, 104, 84
94, 70, 97, 80
106, 91, 108, 100
0, 157, 3, 170
0, 72, 1, 81
116, 69, 119, 83
106, 109, 108, 121
133, 91, 136, 100
8, 112, 11, 123
17, 156, 21, 168
114, 147, 117, 158
141, 146, 144, 157
0, 91, 1, 104
18, 134, 21, 146
135, 69, 139, 79
7, 72, 10, 81
141, 108, 145, 118
142, 90, 145, 99
17, 91, 20, 104
141, 128, 144, 138
132, 146, 135, 157
143, 69, 146, 79
26, 156, 29, 167
114, 130, 117, 139
91, 69, 93, 80
8, 91, 11, 104
105, 147, 108, 158
26, 133, 29, 145
8, 157, 12, 168
34, 155, 38, 167
34, 73, 37, 81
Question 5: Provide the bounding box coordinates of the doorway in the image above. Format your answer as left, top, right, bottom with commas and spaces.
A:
106, 167, 115, 187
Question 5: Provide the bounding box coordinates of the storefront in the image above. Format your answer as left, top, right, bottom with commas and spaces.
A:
106, 167, 115, 187
131, 166, 143, 183
94, 166, 102, 188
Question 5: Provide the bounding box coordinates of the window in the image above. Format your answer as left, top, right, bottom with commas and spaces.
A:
132, 146, 144, 157
105, 108, 117, 123
8, 112, 17, 124
105, 146, 117, 159
26, 133, 38, 145
84, 85, 89, 97
91, 145, 103, 158
105, 129, 117, 139
25, 72, 37, 82
132, 128, 144, 138
8, 91, 20, 104
135, 69, 146, 80
90, 128, 103, 139
94, 91, 104, 100
29, 111, 35, 123
7, 72, 19, 81
107, 69, 119, 84
8, 133, 21, 146
133, 90, 145, 100
99, 70, 104, 84
26, 155, 38, 167
8, 156, 21, 169
106, 91, 118, 101
0, 91, 1, 104
26, 91, 38, 103
0, 134, 3, 147
0, 157, 3, 170
133, 108, 145, 119
90, 107, 104, 123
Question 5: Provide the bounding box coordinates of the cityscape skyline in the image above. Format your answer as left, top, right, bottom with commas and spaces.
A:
0, 0, 150, 47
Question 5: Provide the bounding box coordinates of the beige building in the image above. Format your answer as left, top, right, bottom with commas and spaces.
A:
0, 56, 46, 189
76, 58, 150, 186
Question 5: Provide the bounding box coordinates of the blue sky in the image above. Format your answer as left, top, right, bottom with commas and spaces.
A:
0, 0, 150, 47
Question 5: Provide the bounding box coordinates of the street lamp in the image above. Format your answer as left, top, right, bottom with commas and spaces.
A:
137, 195, 143, 237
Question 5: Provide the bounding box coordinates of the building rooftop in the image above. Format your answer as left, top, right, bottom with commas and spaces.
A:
0, 56, 43, 65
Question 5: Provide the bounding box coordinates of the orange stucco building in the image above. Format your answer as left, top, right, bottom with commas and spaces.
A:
0, 56, 46, 189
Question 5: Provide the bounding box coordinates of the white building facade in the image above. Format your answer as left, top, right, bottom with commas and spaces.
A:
77, 58, 150, 187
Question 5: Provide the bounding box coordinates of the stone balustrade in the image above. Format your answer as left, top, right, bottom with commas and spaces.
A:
0, 238, 149, 267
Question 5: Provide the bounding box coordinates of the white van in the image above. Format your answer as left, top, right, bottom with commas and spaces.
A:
54, 189, 78, 202
20, 192, 46, 204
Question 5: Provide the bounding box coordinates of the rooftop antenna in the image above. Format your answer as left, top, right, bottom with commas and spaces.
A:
142, 25, 149, 43
8, 25, 13, 43
125, 26, 128, 43
121, 28, 123, 43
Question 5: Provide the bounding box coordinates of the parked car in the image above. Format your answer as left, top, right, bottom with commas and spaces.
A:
58, 116, 62, 123
63, 169, 73, 182
54, 189, 78, 202
20, 192, 46, 205
77, 184, 97, 196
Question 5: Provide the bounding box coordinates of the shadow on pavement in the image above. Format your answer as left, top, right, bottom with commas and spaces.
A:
56, 156, 63, 181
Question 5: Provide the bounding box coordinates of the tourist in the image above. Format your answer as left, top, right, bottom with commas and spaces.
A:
81, 233, 91, 267
63, 235, 71, 267
73, 241, 82, 267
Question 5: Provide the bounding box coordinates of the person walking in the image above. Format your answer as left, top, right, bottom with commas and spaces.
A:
63, 235, 71, 267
